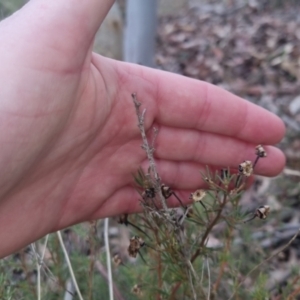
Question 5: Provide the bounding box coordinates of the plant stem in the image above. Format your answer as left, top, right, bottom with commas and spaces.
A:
57, 231, 84, 300
213, 226, 232, 293
132, 93, 168, 211
193, 195, 227, 261
88, 222, 96, 300
206, 257, 211, 300
104, 218, 114, 300
169, 194, 228, 298
154, 228, 162, 299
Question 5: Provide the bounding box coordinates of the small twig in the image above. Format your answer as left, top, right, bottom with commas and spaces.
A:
206, 257, 211, 300
30, 234, 49, 300
170, 194, 228, 298
178, 206, 192, 226
64, 279, 75, 300
132, 93, 168, 211
119, 214, 151, 240
235, 174, 242, 188
104, 218, 114, 300
40, 235, 49, 297
172, 192, 187, 210
175, 223, 206, 299
213, 226, 232, 294
153, 228, 163, 298
252, 156, 260, 169
137, 249, 148, 265
37, 241, 75, 297
88, 222, 96, 300
187, 259, 200, 283
94, 261, 125, 300
200, 258, 205, 285
57, 231, 84, 300
228, 229, 300, 300
130, 220, 152, 239
192, 195, 227, 262
30, 243, 41, 300
132, 95, 157, 181
151, 127, 159, 149
187, 267, 197, 300
187, 259, 206, 299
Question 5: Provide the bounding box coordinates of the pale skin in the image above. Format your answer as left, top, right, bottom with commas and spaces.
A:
0, 0, 285, 258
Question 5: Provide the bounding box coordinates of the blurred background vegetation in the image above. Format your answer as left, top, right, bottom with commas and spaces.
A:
1, 0, 300, 299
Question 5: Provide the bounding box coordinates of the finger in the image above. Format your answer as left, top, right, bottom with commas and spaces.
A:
156, 74, 285, 144
152, 126, 285, 175
113, 61, 285, 145
141, 158, 278, 189
23, 0, 113, 39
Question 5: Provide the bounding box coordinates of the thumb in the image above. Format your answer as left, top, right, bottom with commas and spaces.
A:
0, 0, 114, 68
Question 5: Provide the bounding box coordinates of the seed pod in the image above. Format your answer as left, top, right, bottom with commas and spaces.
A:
128, 236, 145, 258
142, 187, 156, 199
255, 205, 270, 219
132, 284, 142, 296
161, 184, 172, 199
244, 205, 271, 223
112, 254, 122, 267
255, 145, 267, 158
118, 214, 129, 225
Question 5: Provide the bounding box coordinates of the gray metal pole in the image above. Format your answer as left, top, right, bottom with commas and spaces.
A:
123, 0, 157, 67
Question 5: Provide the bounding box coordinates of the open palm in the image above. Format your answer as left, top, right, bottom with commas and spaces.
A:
0, 0, 285, 257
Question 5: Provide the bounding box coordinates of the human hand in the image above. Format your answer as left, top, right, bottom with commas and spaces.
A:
0, 0, 285, 257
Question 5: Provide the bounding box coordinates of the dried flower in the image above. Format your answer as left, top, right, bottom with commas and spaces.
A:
255, 205, 270, 219
255, 145, 267, 158
118, 214, 128, 225
161, 184, 172, 199
128, 236, 145, 258
112, 254, 122, 267
190, 189, 206, 202
142, 187, 156, 199
244, 205, 271, 223
160, 184, 186, 209
132, 284, 142, 296
186, 207, 194, 218
238, 160, 253, 177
